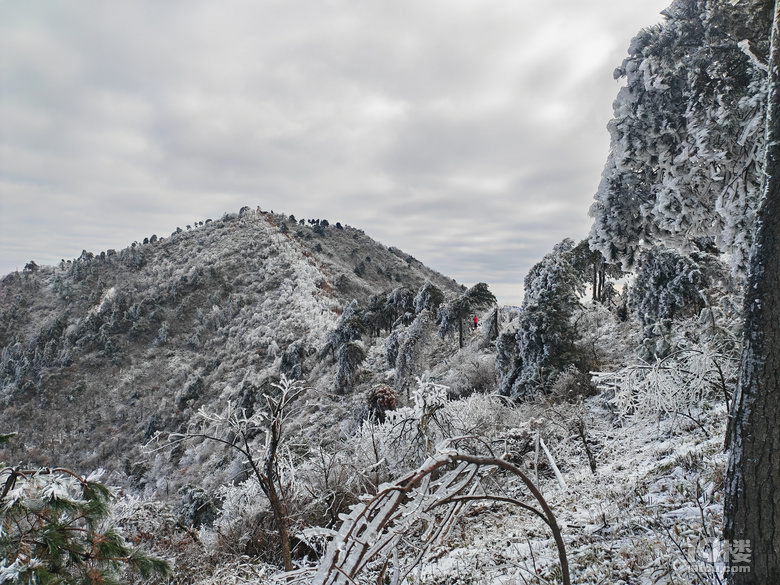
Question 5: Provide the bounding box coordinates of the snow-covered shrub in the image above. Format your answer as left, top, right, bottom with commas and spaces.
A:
156, 321, 169, 345
114, 497, 209, 585
347, 378, 452, 482
175, 484, 219, 528
573, 300, 639, 371
435, 345, 497, 398
436, 392, 516, 446
594, 339, 738, 419
204, 478, 279, 560
412, 377, 448, 419
550, 365, 598, 403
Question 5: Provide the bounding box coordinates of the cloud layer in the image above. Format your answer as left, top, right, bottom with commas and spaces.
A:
0, 0, 670, 305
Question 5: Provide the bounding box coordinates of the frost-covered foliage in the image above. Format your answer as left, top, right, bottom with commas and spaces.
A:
362, 292, 392, 337
0, 467, 171, 584
335, 341, 366, 390
435, 343, 497, 398
497, 240, 588, 399
589, 0, 772, 275
279, 341, 308, 380
113, 497, 218, 585
384, 287, 415, 327
391, 311, 434, 392
595, 338, 739, 419
347, 380, 516, 489
411, 377, 449, 419
413, 280, 445, 315
323, 301, 365, 358
324, 301, 383, 389
630, 247, 710, 327
629, 246, 733, 359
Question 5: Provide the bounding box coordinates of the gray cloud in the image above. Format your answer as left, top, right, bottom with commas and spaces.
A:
0, 0, 670, 305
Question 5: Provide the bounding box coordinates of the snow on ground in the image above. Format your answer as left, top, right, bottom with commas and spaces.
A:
343, 394, 728, 585
420, 399, 726, 584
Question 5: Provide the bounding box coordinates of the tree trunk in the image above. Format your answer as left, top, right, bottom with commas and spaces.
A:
266, 481, 294, 572
263, 416, 294, 572
724, 2, 780, 581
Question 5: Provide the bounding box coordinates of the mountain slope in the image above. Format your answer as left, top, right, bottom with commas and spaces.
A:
0, 209, 462, 486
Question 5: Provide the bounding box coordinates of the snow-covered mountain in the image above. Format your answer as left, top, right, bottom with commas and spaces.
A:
0, 209, 463, 484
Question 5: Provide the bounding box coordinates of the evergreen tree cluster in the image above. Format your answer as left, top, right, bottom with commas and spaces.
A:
321, 281, 496, 393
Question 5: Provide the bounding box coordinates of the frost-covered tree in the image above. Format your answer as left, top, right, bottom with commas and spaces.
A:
321, 302, 369, 390
384, 287, 415, 328
589, 0, 772, 275
569, 239, 624, 303
495, 330, 521, 396
497, 240, 586, 399
437, 283, 497, 349
363, 292, 392, 337
413, 280, 445, 315
280, 341, 307, 380
392, 312, 433, 393
170, 376, 304, 572
322, 301, 366, 358
335, 341, 366, 390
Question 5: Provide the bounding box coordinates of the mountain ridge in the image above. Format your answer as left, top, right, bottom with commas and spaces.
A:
0, 209, 467, 490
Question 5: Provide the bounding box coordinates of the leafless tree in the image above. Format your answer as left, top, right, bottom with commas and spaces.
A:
167, 375, 305, 572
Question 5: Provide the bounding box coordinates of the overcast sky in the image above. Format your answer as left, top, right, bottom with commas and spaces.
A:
0, 0, 670, 305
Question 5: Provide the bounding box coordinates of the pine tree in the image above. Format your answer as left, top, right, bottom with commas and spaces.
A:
384, 287, 415, 328
497, 240, 586, 399
323, 300, 366, 358
335, 341, 366, 390
437, 283, 497, 349
0, 466, 171, 584
413, 280, 445, 315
